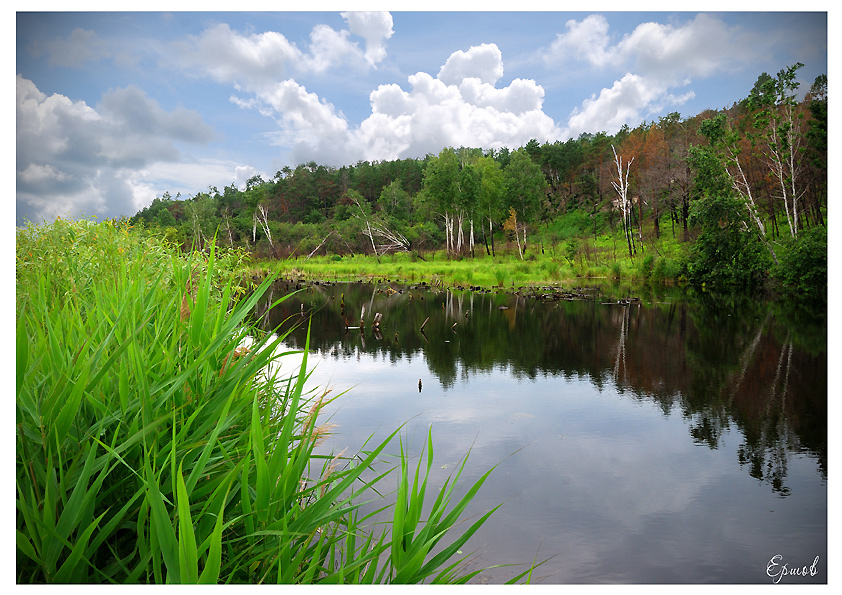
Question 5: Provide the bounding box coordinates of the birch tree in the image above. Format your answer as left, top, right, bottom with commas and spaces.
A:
747, 63, 807, 238
350, 189, 410, 257
697, 114, 779, 264
422, 148, 461, 254
503, 148, 545, 259
474, 155, 505, 256
611, 144, 635, 258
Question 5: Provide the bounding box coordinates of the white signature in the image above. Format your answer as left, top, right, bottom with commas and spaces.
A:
766, 554, 820, 583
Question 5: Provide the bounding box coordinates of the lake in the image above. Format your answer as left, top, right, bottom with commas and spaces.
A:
251, 278, 827, 584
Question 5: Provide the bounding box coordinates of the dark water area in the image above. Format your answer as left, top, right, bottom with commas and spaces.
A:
252, 279, 827, 584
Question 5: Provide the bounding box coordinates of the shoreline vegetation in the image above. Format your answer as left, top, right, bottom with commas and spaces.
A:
129, 64, 827, 303
15, 218, 538, 584
240, 213, 825, 304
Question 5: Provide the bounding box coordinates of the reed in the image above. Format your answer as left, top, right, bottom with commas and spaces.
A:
15, 219, 521, 584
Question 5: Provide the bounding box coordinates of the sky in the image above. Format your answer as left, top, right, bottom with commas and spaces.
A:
14, 4, 830, 225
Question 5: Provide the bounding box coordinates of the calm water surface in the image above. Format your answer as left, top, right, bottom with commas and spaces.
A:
254, 280, 827, 584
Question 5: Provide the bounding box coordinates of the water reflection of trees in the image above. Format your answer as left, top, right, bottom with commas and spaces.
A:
253, 281, 826, 496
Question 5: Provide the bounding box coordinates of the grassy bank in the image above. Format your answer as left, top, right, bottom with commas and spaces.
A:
249, 211, 824, 300
255, 232, 689, 290
15, 218, 523, 584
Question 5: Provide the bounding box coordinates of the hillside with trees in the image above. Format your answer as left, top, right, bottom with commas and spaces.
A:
131, 64, 827, 297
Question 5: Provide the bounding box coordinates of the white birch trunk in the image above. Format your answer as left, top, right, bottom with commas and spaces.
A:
724, 148, 780, 265
611, 145, 634, 256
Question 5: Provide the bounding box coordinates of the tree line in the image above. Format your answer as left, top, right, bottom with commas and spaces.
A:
131, 64, 827, 292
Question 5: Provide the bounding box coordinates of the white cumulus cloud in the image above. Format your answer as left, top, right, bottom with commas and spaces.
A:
438, 43, 505, 86
566, 73, 663, 139
169, 13, 393, 91
358, 44, 561, 160
548, 13, 763, 136
547, 15, 615, 69
226, 41, 563, 166
341, 11, 395, 66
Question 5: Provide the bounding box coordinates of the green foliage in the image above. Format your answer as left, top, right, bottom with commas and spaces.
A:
423, 148, 461, 215
773, 225, 827, 300
807, 74, 828, 170
406, 221, 444, 251
16, 219, 517, 584
546, 210, 597, 241
640, 254, 656, 280
503, 148, 546, 224
334, 203, 352, 221
689, 122, 733, 199
378, 180, 412, 223
303, 208, 326, 225
562, 239, 578, 266
687, 194, 771, 288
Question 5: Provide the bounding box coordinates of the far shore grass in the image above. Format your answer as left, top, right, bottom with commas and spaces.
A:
253, 236, 690, 290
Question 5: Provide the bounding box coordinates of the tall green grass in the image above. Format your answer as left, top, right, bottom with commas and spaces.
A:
16, 218, 523, 584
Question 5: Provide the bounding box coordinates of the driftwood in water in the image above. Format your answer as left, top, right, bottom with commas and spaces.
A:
420, 317, 429, 331
360, 304, 366, 328
373, 312, 382, 330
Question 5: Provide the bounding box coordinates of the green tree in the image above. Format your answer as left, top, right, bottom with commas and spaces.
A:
696, 113, 779, 265
378, 179, 412, 224
183, 193, 219, 250
458, 163, 481, 255
687, 193, 771, 288
474, 156, 505, 256
805, 74, 827, 226
422, 148, 461, 254
503, 148, 546, 259
774, 225, 826, 300
686, 143, 770, 287
746, 63, 807, 237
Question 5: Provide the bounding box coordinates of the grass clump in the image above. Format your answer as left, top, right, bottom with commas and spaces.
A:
16, 218, 523, 584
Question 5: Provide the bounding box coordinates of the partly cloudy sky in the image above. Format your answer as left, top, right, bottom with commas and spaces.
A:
15, 5, 828, 224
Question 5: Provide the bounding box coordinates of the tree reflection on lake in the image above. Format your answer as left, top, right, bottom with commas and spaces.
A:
253, 279, 826, 583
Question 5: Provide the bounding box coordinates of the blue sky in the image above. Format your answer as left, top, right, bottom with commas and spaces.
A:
15, 5, 829, 224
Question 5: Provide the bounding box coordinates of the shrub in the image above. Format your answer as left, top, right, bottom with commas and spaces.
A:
774, 226, 827, 300
687, 194, 771, 288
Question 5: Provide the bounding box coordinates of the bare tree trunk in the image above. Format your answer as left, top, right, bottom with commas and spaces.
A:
724, 148, 780, 265
222, 209, 234, 246
443, 212, 452, 254
455, 211, 464, 254
256, 204, 274, 253
514, 224, 524, 260
306, 230, 334, 260
612, 145, 635, 259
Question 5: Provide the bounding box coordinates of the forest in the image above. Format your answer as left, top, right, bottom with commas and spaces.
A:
131, 64, 827, 296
